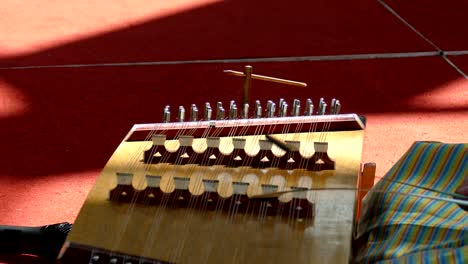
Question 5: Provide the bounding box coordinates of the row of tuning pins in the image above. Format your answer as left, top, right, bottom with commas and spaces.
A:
162, 98, 341, 122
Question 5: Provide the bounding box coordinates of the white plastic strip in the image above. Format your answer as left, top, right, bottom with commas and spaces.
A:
145, 175, 162, 188
116, 172, 133, 185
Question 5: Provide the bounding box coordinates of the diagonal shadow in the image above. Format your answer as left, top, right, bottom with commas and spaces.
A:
0, 0, 465, 178
0, 0, 433, 67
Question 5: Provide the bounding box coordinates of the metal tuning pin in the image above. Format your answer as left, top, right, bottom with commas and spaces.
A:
254, 100, 262, 118
278, 98, 287, 117
321, 103, 328, 115
204, 102, 212, 120
318, 98, 327, 115
190, 104, 198, 121
279, 98, 285, 108
242, 103, 249, 119
334, 100, 341, 114
163, 105, 171, 123
280, 102, 288, 117
217, 107, 225, 120
318, 98, 324, 110
292, 99, 301, 116
266, 100, 276, 117
329, 98, 341, 115
216, 102, 225, 120
266, 100, 272, 117
330, 98, 337, 114
229, 102, 238, 119
305, 98, 314, 116
178, 106, 185, 122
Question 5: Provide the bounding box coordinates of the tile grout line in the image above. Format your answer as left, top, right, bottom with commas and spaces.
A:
0, 51, 451, 70
444, 50, 468, 56
2, 51, 468, 71
377, 0, 467, 79
377, 0, 441, 51
441, 55, 468, 79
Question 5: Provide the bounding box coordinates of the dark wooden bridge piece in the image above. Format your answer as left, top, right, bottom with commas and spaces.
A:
143, 144, 335, 171
109, 184, 314, 220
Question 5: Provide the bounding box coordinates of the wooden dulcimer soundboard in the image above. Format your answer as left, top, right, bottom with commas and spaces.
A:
59, 69, 366, 263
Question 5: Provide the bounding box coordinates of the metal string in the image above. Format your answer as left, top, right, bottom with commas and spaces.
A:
106, 124, 166, 261
103, 103, 377, 262
111, 119, 190, 261
140, 120, 208, 261
170, 119, 231, 262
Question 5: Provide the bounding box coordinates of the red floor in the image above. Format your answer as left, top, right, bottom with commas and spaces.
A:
450, 55, 468, 73
1, 0, 434, 67
0, 2, 466, 262
383, 0, 468, 51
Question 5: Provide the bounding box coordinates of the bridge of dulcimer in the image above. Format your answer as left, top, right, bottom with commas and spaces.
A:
61, 69, 366, 264
108, 97, 363, 217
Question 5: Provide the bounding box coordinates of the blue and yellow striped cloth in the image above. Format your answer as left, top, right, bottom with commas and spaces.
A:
355, 142, 467, 263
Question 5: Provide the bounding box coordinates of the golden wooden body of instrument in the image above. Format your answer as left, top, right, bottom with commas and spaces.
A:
60, 112, 365, 264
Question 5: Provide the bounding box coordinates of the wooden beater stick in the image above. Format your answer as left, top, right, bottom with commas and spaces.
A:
224, 66, 308, 105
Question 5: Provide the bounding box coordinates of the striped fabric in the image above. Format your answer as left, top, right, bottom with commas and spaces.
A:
355, 141, 468, 263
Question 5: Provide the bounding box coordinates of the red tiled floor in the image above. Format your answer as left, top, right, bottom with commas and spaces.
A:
0, 0, 220, 56
0, 56, 464, 178
449, 55, 468, 74
383, 0, 468, 51
1, 55, 467, 227
0, 0, 434, 67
